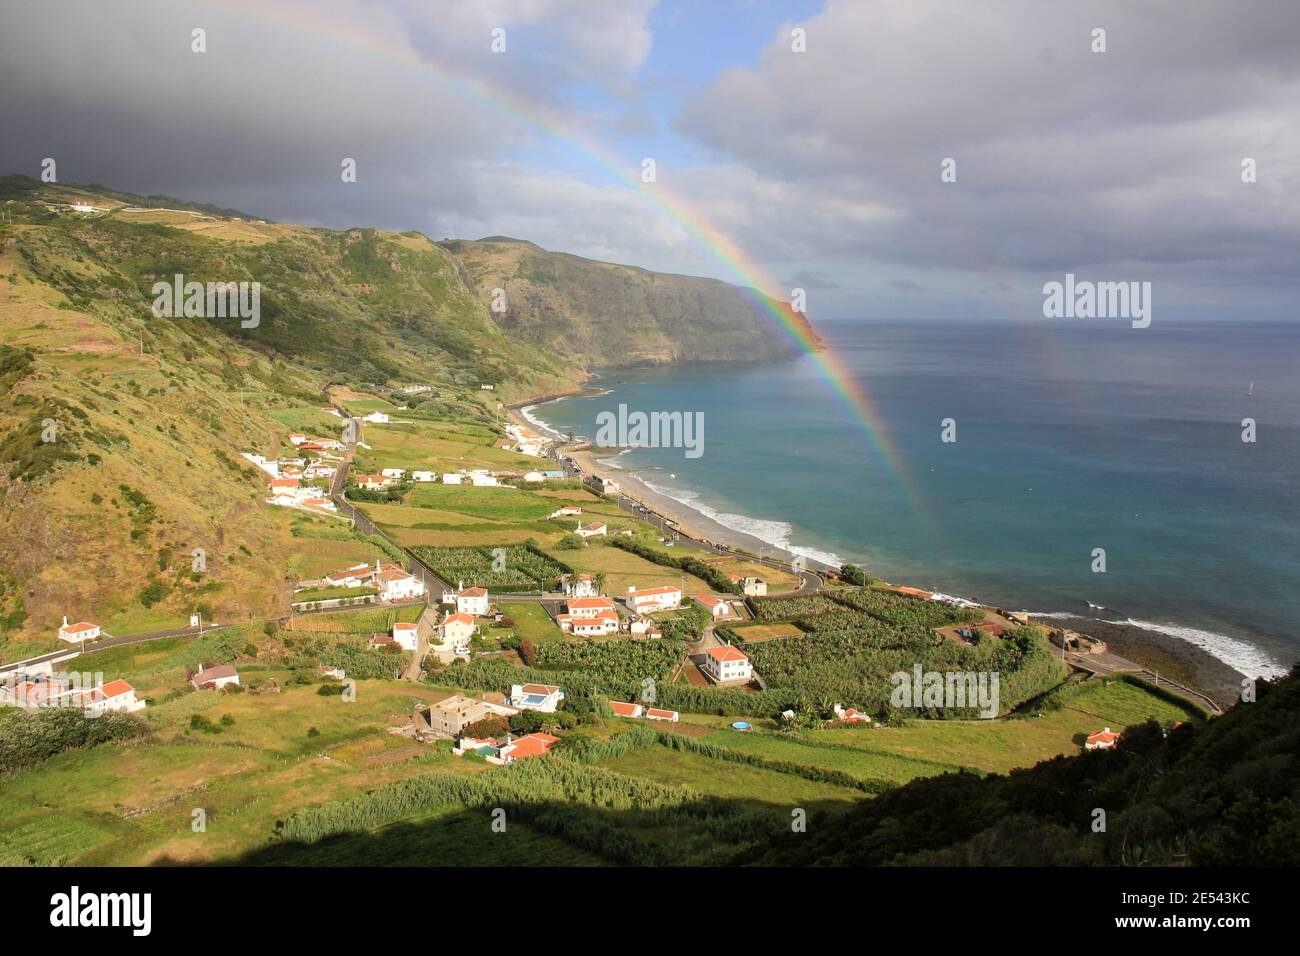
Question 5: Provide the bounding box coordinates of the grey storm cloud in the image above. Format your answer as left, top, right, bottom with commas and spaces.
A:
2, 0, 1298, 320
0, 0, 654, 233
676, 0, 1300, 306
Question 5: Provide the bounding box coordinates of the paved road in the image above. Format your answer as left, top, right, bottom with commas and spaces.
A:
1065, 650, 1224, 715
329, 413, 453, 599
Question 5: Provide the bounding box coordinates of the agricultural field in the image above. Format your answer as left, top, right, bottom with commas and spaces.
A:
498, 601, 565, 645
542, 541, 714, 596
726, 621, 803, 643
410, 544, 572, 592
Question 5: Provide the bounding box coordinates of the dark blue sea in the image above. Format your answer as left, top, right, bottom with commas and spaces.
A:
530, 319, 1298, 677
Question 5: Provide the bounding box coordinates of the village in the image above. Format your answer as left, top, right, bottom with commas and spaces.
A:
0, 373, 1223, 875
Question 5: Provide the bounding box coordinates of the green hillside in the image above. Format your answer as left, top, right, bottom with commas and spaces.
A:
442, 236, 819, 368
739, 668, 1300, 866
0, 175, 810, 653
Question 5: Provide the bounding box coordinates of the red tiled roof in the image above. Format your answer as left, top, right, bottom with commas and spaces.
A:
460, 587, 488, 597
1088, 729, 1121, 746
60, 621, 98, 634
608, 701, 640, 717
520, 683, 560, 696
441, 612, 475, 627
705, 645, 748, 663
506, 732, 560, 761
568, 597, 614, 611
630, 585, 680, 598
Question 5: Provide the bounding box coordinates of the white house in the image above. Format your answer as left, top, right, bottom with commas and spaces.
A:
83, 679, 146, 717
411, 470, 436, 482
629, 618, 663, 639
645, 707, 679, 722
550, 506, 583, 519
377, 565, 426, 602
523, 471, 545, 482
608, 700, 643, 719
560, 573, 599, 598
362, 412, 391, 424
1086, 728, 1121, 751
324, 563, 372, 587
510, 683, 564, 713
436, 612, 478, 652
701, 645, 752, 685
289, 433, 309, 445
557, 597, 619, 636
469, 472, 499, 487
392, 622, 419, 652
737, 576, 768, 597
558, 610, 619, 637
57, 617, 101, 644
441, 472, 466, 485
695, 595, 733, 619
189, 664, 241, 691
381, 468, 406, 479
626, 585, 681, 614
565, 596, 615, 620
456, 586, 490, 617
575, 522, 607, 539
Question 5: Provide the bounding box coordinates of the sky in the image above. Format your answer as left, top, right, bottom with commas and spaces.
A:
2, 0, 1298, 321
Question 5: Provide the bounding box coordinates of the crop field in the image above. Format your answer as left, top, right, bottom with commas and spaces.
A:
598, 745, 863, 815
727, 621, 803, 642
540, 542, 714, 596
410, 544, 571, 592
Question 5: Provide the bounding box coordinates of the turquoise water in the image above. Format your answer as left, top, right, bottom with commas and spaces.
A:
531, 319, 1299, 677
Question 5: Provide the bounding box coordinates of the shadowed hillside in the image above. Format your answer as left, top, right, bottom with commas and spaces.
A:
737, 668, 1300, 866
442, 236, 819, 369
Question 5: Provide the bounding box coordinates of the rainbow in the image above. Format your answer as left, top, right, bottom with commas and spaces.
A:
223, 0, 924, 512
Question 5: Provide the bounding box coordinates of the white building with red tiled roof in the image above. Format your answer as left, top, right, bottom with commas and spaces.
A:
607, 700, 643, 719
701, 645, 752, 685
1086, 727, 1121, 751
392, 622, 419, 652
560, 573, 598, 597
497, 732, 559, 764
57, 617, 100, 644
575, 521, 607, 538
437, 612, 477, 652
84, 679, 146, 717
626, 585, 682, 614
377, 565, 425, 602
558, 609, 620, 637
456, 585, 490, 617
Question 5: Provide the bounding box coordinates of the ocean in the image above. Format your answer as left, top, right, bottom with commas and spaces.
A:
528, 319, 1299, 679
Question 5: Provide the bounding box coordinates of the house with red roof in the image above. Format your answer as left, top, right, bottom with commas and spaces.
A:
645, 707, 679, 722
833, 704, 870, 723
57, 617, 101, 644
626, 584, 682, 614
1086, 727, 1121, 751
377, 564, 425, 601
84, 679, 146, 716
607, 700, 643, 719
575, 521, 607, 538
701, 644, 752, 685
436, 612, 477, 654
455, 585, 490, 616
392, 621, 419, 652
498, 732, 560, 764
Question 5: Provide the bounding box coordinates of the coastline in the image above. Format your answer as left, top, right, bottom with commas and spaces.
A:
506, 397, 1253, 707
